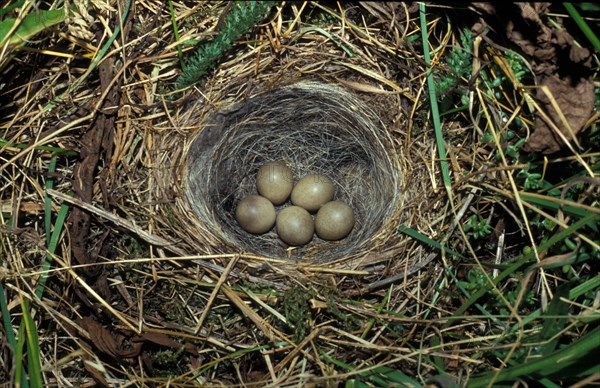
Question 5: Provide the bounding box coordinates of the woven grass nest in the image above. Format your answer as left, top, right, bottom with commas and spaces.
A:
151, 20, 445, 279
184, 81, 402, 262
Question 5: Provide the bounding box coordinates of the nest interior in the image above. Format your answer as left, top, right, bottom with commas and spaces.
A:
184, 81, 401, 262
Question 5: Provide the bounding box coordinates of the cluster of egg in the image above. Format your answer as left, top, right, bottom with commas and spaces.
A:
235, 161, 355, 246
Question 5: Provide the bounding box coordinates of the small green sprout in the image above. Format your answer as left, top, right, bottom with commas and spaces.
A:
463, 214, 493, 239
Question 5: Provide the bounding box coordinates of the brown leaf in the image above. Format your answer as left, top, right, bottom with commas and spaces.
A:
132, 331, 199, 356
77, 317, 142, 359
70, 54, 118, 276
522, 74, 595, 154
470, 2, 594, 154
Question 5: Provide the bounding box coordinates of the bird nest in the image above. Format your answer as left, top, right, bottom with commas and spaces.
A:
184, 81, 402, 262
129, 4, 450, 290
147, 39, 446, 278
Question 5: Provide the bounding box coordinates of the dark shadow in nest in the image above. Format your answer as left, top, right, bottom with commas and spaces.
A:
185, 82, 401, 262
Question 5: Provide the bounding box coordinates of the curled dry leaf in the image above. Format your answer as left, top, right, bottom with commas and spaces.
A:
78, 317, 143, 358
472, 2, 595, 154
523, 74, 595, 154
78, 317, 199, 361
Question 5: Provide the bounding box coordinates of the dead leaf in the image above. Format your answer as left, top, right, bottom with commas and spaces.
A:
471, 2, 594, 154
523, 74, 595, 154
132, 331, 199, 356
77, 317, 142, 359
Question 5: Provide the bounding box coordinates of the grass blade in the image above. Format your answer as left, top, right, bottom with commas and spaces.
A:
1, 267, 29, 387
419, 3, 452, 198
37, 155, 70, 300
446, 212, 598, 324
21, 300, 43, 387
0, 8, 66, 48
322, 351, 420, 387
44, 156, 57, 247
519, 192, 597, 219
535, 283, 571, 356
36, 202, 69, 299
167, 0, 183, 66
467, 325, 600, 387
508, 274, 600, 334
0, 138, 78, 156
0, 0, 25, 17
15, 319, 29, 388
0, 283, 17, 350
397, 224, 465, 259
564, 2, 600, 51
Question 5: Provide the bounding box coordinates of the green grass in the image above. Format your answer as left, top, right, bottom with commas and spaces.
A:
168, 0, 184, 66
0, 7, 66, 49
37, 155, 70, 300
419, 3, 452, 201
382, 3, 600, 386
0, 138, 78, 156
5, 169, 70, 388
397, 224, 465, 259
20, 299, 43, 388
467, 325, 600, 387
0, 283, 29, 388
564, 2, 600, 52
1, 151, 71, 386
447, 212, 598, 322
321, 352, 420, 388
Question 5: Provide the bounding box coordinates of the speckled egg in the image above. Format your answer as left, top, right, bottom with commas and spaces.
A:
315, 200, 355, 240
256, 161, 294, 205
276, 206, 314, 246
235, 195, 276, 234
291, 174, 335, 212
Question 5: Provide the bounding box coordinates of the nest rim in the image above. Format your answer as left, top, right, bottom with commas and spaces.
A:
182, 80, 405, 263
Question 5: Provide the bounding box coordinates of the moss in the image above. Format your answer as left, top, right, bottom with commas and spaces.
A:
282, 285, 315, 340
176, 1, 275, 89
151, 346, 187, 377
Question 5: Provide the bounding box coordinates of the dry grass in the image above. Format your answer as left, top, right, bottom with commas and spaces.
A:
1, 1, 598, 387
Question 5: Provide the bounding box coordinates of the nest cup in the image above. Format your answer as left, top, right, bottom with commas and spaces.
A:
185, 82, 400, 262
